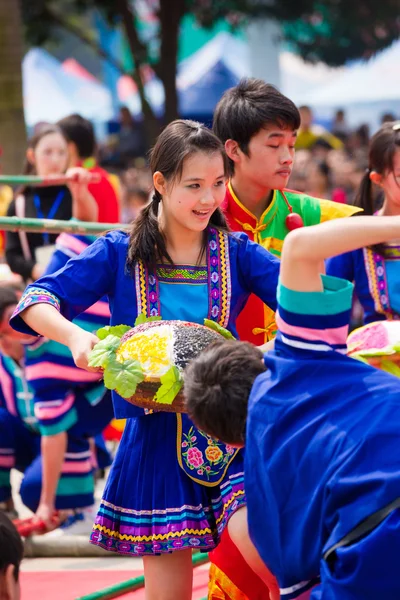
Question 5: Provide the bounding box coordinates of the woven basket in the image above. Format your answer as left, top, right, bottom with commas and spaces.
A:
126, 381, 187, 413
113, 320, 225, 413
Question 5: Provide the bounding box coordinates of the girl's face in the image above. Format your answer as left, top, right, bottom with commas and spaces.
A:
380, 148, 400, 208
155, 151, 226, 233
28, 132, 69, 176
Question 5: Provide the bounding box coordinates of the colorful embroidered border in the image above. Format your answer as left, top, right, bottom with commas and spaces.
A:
363, 247, 391, 317
12, 287, 61, 320
219, 231, 231, 328
156, 265, 207, 284
134, 229, 231, 324
208, 228, 222, 322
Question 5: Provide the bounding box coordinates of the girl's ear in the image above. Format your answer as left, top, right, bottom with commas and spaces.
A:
225, 139, 241, 164
369, 170, 382, 186
26, 148, 35, 166
153, 171, 166, 196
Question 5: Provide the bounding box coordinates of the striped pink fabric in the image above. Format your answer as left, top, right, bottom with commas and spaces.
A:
56, 233, 88, 255
26, 363, 101, 383
61, 459, 93, 474
276, 312, 348, 346
34, 393, 75, 420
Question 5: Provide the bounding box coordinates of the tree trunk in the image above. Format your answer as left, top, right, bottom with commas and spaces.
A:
117, 0, 161, 147
0, 0, 26, 173
158, 0, 185, 125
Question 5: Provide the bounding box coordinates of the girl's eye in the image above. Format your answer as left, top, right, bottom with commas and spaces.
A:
188, 184, 200, 189
214, 180, 224, 187
267, 145, 279, 149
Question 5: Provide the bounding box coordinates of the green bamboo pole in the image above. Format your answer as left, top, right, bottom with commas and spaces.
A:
0, 216, 125, 235
74, 552, 210, 600
0, 174, 100, 186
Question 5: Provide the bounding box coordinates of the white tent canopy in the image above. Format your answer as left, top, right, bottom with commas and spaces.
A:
23, 48, 114, 126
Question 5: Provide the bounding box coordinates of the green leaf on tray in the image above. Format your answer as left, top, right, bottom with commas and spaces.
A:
355, 347, 395, 357
134, 314, 163, 327
380, 360, 400, 378
204, 319, 235, 340
154, 366, 183, 405
96, 325, 131, 340
88, 335, 121, 368
103, 357, 145, 399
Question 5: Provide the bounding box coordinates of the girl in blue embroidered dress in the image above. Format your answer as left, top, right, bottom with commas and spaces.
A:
327, 122, 400, 322
10, 120, 280, 599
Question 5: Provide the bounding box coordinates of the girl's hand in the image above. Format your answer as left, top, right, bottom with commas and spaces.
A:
67, 330, 102, 372
66, 167, 93, 197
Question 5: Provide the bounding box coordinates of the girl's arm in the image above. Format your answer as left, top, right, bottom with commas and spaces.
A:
280, 216, 400, 293
21, 303, 100, 371
66, 167, 99, 222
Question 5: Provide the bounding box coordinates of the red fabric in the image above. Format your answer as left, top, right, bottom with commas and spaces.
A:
222, 185, 269, 346
210, 530, 270, 600
21, 568, 209, 599
86, 165, 120, 223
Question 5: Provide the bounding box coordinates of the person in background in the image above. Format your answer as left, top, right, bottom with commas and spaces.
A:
296, 105, 343, 151
332, 108, 350, 142
0, 284, 112, 534
121, 187, 149, 224
327, 121, 400, 324
57, 114, 121, 223
0, 513, 23, 600
5, 125, 97, 282
116, 106, 145, 167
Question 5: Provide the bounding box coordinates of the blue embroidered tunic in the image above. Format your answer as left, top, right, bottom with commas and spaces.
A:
326, 243, 400, 323
10, 227, 280, 556
246, 275, 400, 599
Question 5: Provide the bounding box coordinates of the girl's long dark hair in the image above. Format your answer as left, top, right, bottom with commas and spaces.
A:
127, 120, 229, 270
355, 122, 400, 255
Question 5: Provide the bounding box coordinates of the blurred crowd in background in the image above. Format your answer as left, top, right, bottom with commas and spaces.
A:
1, 101, 398, 265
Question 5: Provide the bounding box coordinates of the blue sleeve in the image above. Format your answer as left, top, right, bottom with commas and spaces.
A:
10, 232, 119, 336
326, 251, 355, 282
234, 233, 280, 311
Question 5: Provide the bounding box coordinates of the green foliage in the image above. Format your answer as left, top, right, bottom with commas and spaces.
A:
154, 366, 183, 405
96, 325, 131, 340
103, 356, 145, 399
204, 319, 235, 340
134, 314, 163, 327
88, 335, 120, 368
20, 0, 400, 71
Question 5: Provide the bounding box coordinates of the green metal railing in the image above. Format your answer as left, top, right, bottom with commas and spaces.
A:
74, 552, 210, 600
0, 216, 125, 235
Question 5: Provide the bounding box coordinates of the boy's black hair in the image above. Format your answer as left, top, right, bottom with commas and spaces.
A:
213, 78, 300, 174
0, 286, 20, 324
0, 512, 23, 581
57, 114, 96, 159
184, 340, 266, 445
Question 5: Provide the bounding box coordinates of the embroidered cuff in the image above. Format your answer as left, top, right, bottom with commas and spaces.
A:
10, 287, 61, 337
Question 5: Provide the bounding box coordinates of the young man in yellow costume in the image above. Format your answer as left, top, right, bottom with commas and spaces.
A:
208, 79, 360, 600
